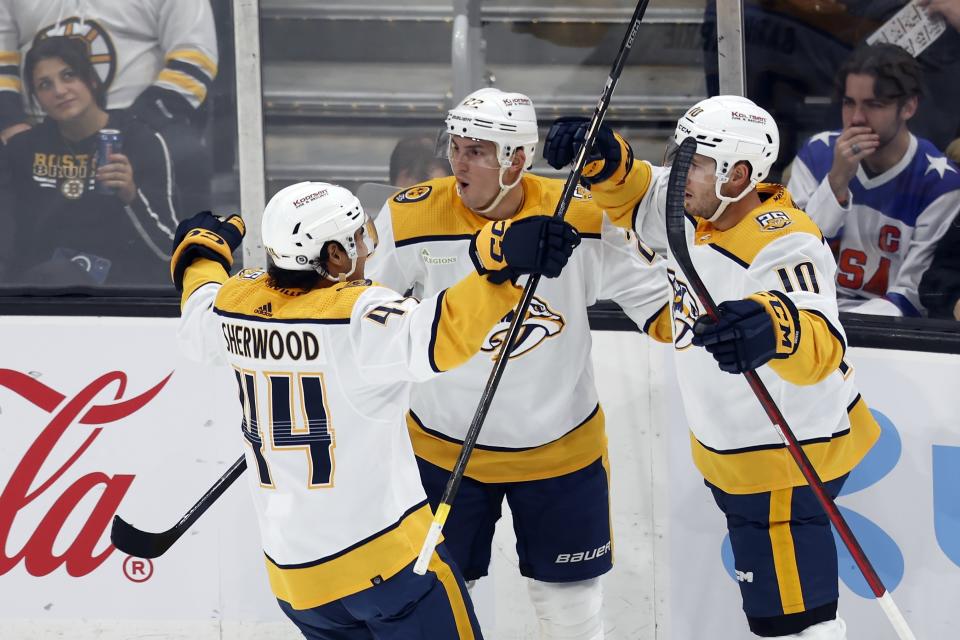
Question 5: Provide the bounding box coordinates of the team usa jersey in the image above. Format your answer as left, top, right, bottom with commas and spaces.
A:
175, 258, 522, 609
788, 132, 960, 316
366, 174, 672, 484
0, 0, 217, 127
591, 159, 880, 494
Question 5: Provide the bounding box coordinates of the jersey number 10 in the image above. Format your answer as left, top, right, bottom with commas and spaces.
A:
233, 369, 335, 488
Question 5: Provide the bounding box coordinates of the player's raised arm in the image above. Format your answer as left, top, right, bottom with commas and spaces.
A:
354, 215, 581, 384
169, 211, 245, 365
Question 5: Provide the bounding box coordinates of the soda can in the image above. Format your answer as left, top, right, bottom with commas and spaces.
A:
95, 129, 123, 195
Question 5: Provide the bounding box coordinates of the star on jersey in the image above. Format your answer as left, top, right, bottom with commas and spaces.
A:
924, 154, 958, 178
810, 131, 840, 147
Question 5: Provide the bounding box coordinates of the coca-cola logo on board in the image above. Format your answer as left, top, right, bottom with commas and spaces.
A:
0, 369, 171, 577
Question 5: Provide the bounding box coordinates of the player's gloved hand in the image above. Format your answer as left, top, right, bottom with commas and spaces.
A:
170, 211, 246, 291
542, 116, 627, 185
470, 216, 581, 284
691, 292, 800, 373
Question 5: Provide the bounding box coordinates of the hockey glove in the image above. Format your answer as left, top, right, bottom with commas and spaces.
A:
470, 216, 581, 284
691, 291, 801, 374
170, 211, 246, 291
131, 86, 195, 130
542, 116, 628, 185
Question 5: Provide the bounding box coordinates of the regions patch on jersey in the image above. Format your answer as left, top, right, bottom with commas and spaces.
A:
239, 268, 267, 280
755, 210, 792, 232
393, 185, 433, 203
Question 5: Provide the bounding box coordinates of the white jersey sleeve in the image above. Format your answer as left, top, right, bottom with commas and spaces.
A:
787, 156, 851, 237
365, 200, 419, 295
176, 281, 226, 365
594, 213, 670, 331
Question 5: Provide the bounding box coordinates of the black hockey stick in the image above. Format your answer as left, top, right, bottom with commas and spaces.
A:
110, 455, 247, 558
664, 136, 916, 639
413, 0, 653, 575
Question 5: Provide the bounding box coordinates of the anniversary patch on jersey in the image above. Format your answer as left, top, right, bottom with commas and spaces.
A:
239, 268, 267, 280
668, 268, 700, 350
481, 295, 565, 360
393, 185, 433, 203
755, 210, 792, 232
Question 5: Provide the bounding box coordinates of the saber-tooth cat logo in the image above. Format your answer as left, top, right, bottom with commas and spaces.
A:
481, 296, 564, 360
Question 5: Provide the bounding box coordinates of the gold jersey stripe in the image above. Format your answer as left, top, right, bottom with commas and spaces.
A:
157, 68, 207, 102
428, 551, 476, 639
390, 175, 603, 245
216, 277, 370, 321
769, 487, 806, 614
166, 48, 218, 77
588, 159, 653, 231
694, 187, 823, 267
408, 405, 608, 483
0, 51, 20, 64
768, 311, 844, 386
180, 259, 229, 308
0, 77, 22, 92
266, 504, 435, 610
690, 396, 880, 494
429, 273, 522, 372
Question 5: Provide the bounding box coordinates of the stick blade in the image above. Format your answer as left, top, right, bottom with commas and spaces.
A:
110, 514, 177, 559
664, 136, 699, 266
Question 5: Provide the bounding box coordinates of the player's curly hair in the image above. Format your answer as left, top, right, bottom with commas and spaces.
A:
835, 43, 924, 106
24, 36, 107, 111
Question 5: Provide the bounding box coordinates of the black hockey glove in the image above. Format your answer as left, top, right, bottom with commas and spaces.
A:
470, 216, 581, 284
170, 211, 246, 291
542, 116, 627, 185
691, 292, 801, 374
131, 86, 195, 131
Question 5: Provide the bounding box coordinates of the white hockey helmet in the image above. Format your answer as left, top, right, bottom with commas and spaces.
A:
261, 182, 377, 281
673, 95, 779, 221
444, 87, 539, 213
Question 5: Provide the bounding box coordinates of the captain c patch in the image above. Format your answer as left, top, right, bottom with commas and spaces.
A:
394, 185, 433, 203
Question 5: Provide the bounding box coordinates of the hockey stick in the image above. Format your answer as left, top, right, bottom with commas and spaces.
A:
110, 455, 247, 558
664, 136, 917, 640
412, 0, 653, 575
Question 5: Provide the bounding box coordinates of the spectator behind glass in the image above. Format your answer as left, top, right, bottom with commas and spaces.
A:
0, 36, 179, 288
701, 1, 960, 179
388, 135, 452, 188
0, 0, 218, 214
919, 213, 960, 319
788, 43, 960, 317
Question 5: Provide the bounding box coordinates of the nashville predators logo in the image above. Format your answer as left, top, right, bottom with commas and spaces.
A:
393, 185, 432, 203
35, 18, 118, 93
755, 210, 792, 232
668, 269, 700, 350
481, 296, 565, 360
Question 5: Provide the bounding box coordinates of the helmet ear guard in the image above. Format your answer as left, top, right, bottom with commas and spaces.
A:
261, 182, 377, 281
673, 95, 780, 222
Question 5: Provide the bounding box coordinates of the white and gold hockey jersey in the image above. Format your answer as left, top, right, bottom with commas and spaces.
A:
367, 174, 672, 484
591, 159, 880, 494
0, 0, 217, 122
176, 258, 522, 610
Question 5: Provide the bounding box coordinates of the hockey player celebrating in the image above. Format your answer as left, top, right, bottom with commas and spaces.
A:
169, 181, 580, 639
544, 96, 881, 639
366, 88, 673, 640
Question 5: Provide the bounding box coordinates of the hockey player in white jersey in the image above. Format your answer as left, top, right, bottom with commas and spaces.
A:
544, 96, 882, 639
366, 88, 673, 640
170, 181, 580, 639
787, 43, 960, 317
